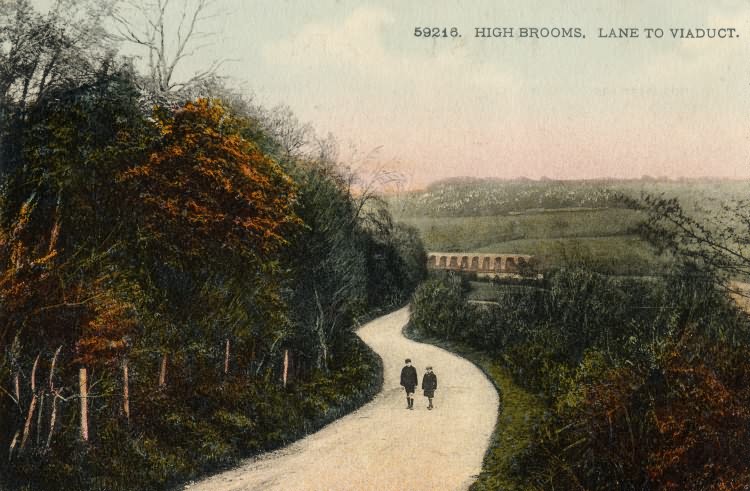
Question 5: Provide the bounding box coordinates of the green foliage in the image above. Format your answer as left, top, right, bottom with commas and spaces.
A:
362, 205, 428, 308
1, 332, 382, 491
411, 268, 750, 490
0, 7, 425, 487
410, 272, 472, 340
281, 161, 426, 373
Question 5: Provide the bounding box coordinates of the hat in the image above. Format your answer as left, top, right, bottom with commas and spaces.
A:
426, 366, 433, 370
405, 358, 411, 363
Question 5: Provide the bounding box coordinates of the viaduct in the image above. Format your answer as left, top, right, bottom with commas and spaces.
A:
427, 252, 534, 274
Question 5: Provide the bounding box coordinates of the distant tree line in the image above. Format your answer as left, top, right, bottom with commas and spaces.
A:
390, 176, 749, 218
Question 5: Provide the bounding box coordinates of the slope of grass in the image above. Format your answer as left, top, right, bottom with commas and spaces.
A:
475, 235, 673, 275
397, 209, 673, 275
390, 178, 750, 275
398, 208, 643, 252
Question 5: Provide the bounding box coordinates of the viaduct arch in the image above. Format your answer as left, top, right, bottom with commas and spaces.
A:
427, 252, 534, 274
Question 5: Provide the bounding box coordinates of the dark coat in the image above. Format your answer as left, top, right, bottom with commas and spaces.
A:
422, 372, 437, 397
400, 365, 418, 390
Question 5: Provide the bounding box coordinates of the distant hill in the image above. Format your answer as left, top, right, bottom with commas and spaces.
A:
388, 177, 748, 219
386, 177, 749, 275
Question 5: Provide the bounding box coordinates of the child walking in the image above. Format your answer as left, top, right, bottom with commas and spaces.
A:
400, 358, 418, 410
422, 366, 437, 410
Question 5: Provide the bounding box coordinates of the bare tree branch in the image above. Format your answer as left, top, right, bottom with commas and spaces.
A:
112, 0, 225, 94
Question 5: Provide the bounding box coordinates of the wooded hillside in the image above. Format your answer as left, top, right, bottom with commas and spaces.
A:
0, 2, 426, 489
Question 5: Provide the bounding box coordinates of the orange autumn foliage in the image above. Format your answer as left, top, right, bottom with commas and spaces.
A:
574, 365, 648, 483
647, 340, 750, 491
0, 200, 63, 348
75, 288, 137, 367
0, 198, 133, 367
122, 98, 298, 259
565, 329, 750, 491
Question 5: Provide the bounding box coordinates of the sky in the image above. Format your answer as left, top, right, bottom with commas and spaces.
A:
38, 0, 750, 188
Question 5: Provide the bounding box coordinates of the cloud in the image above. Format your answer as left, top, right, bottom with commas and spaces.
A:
263, 6, 515, 91
263, 7, 394, 69
257, 3, 749, 186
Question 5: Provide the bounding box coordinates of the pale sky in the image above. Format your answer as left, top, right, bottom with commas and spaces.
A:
39, 0, 750, 188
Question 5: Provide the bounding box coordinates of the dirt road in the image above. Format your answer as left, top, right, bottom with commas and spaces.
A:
184, 307, 499, 491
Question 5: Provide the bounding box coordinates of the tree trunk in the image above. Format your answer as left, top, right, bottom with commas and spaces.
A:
35, 392, 44, 446
45, 345, 62, 448
20, 354, 41, 451
19, 394, 37, 451
315, 324, 329, 372
14, 372, 20, 409
8, 430, 19, 461
46, 347, 62, 447
79, 368, 88, 442
123, 359, 130, 423
30, 354, 39, 392
46, 393, 57, 448
224, 339, 230, 375
283, 349, 289, 388
313, 290, 330, 372
49, 346, 61, 391
158, 353, 168, 388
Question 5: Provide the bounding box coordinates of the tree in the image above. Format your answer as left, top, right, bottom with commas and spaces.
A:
360, 203, 427, 307
116, 98, 300, 378
625, 194, 750, 295
282, 161, 368, 372
261, 104, 314, 162
112, 0, 225, 96
0, 0, 116, 111
410, 272, 471, 340
122, 98, 298, 261
0, 0, 119, 180
0, 70, 149, 356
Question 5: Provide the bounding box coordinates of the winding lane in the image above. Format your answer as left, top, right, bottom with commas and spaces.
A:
184, 307, 499, 491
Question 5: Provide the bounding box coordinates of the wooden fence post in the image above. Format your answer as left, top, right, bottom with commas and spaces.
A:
80, 368, 88, 442
224, 339, 230, 375
14, 372, 20, 409
283, 350, 289, 388
123, 359, 130, 423
158, 353, 168, 388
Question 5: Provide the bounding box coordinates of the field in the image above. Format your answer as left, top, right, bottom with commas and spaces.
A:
397, 209, 671, 275
389, 178, 747, 275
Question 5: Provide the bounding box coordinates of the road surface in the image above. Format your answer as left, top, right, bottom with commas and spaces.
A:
184, 307, 499, 491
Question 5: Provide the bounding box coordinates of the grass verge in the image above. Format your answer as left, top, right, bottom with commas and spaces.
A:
403, 322, 544, 491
